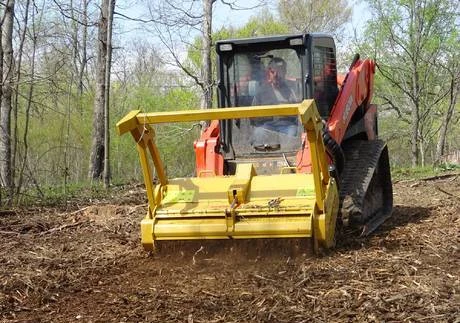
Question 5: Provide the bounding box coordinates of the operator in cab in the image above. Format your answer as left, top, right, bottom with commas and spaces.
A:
252, 57, 300, 137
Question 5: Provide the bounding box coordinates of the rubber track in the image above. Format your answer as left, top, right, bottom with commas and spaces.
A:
339, 140, 393, 234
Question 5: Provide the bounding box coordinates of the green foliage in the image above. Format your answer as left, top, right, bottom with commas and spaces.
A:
228, 10, 289, 38
13, 42, 201, 204
16, 181, 115, 207
359, 0, 460, 167
391, 165, 459, 181
437, 163, 460, 172
278, 0, 352, 37
186, 9, 289, 80
391, 166, 438, 180
14, 0, 458, 208
378, 113, 411, 167
111, 80, 200, 182
4, 1, 210, 206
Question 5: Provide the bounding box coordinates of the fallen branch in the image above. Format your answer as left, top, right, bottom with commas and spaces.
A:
252, 274, 276, 282
434, 185, 460, 201
0, 230, 20, 235
420, 172, 460, 181
202, 290, 218, 297
192, 246, 204, 265
39, 220, 92, 236
58, 206, 90, 217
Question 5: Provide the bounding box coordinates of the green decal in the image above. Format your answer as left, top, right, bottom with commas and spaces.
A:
162, 190, 195, 204
296, 187, 315, 196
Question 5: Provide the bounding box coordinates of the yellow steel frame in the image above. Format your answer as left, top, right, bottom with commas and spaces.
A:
117, 100, 339, 251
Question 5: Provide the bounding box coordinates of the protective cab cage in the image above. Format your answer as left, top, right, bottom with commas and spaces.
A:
216, 33, 339, 161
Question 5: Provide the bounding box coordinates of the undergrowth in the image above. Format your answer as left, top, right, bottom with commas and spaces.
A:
6, 180, 138, 208
391, 163, 460, 180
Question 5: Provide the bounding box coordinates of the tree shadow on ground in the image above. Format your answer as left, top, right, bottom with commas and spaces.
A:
336, 205, 432, 252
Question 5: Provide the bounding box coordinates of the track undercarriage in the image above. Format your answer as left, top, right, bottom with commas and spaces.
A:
339, 140, 393, 235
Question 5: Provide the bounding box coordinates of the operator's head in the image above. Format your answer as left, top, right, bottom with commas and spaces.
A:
267, 57, 287, 87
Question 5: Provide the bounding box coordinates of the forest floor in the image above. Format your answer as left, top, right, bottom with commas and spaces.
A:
0, 174, 459, 322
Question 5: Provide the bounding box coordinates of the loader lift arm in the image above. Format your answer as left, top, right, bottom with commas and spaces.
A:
327, 56, 377, 144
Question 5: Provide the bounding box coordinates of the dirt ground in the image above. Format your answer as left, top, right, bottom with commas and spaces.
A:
1, 175, 459, 322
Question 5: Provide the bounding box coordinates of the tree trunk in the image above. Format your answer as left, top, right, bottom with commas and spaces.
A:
103, 0, 115, 187
89, 0, 109, 180
16, 8, 37, 197
200, 0, 213, 109
78, 0, 89, 97
419, 134, 425, 167
0, 0, 15, 199
12, 0, 30, 190
435, 77, 459, 163
409, 4, 421, 168
410, 105, 419, 167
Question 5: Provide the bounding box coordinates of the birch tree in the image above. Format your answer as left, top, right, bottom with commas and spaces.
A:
145, 0, 262, 109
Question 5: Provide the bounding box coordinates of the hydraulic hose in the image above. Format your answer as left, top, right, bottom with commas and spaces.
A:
322, 128, 345, 176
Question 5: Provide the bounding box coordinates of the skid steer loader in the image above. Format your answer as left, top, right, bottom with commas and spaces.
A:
117, 33, 393, 252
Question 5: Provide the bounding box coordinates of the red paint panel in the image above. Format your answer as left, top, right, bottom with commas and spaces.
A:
194, 120, 224, 176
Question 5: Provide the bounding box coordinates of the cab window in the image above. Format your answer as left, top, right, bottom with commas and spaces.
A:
312, 46, 338, 117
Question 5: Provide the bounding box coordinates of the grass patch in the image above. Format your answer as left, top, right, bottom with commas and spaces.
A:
12, 181, 115, 207
392, 163, 460, 181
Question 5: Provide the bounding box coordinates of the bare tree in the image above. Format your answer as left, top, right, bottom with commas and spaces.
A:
89, 0, 115, 181
145, 0, 214, 109
143, 0, 262, 110
12, 0, 31, 192
53, 0, 92, 99
16, 0, 38, 198
435, 67, 460, 163
77, 0, 89, 97
103, 0, 114, 187
200, 0, 214, 109
0, 0, 15, 201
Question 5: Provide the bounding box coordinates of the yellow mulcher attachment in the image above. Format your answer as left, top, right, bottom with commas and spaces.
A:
116, 100, 339, 253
